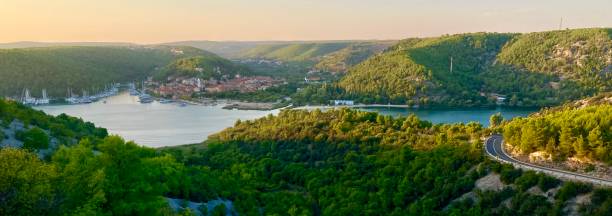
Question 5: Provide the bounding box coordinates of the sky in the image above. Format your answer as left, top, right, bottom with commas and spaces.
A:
1, 0, 611, 43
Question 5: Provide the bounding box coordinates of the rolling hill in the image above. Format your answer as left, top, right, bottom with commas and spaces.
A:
336, 28, 611, 107
236, 41, 393, 63
0, 46, 208, 98
153, 51, 250, 81
314, 42, 391, 73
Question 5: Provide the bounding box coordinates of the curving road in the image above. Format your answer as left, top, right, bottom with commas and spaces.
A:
485, 134, 612, 187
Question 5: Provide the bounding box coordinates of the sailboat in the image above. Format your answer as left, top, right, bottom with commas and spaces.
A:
139, 81, 153, 103
80, 90, 93, 103
22, 88, 37, 105
35, 89, 50, 105
66, 88, 81, 104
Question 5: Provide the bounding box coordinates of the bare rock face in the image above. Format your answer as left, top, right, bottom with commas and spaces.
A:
528, 151, 552, 163
549, 39, 612, 76
475, 173, 505, 192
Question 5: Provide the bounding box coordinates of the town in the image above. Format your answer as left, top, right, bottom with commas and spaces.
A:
149, 74, 285, 99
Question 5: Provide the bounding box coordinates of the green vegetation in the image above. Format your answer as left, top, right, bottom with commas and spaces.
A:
294, 29, 611, 107
17, 127, 50, 150
153, 53, 250, 81
314, 43, 390, 73
238, 42, 353, 62
0, 99, 107, 146
0, 46, 205, 98
0, 136, 183, 215
503, 94, 611, 164
497, 28, 612, 92
164, 108, 610, 215
201, 84, 297, 103
1, 99, 611, 215
339, 33, 514, 106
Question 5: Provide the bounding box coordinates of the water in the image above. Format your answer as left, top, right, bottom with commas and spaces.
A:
36, 92, 278, 147
356, 106, 538, 126
36, 93, 538, 147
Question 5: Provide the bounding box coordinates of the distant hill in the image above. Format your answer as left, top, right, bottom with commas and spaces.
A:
314, 42, 392, 73
0, 45, 208, 97
238, 42, 350, 61
336, 28, 611, 106
160, 41, 279, 58
496, 28, 612, 90
153, 51, 250, 81
0, 41, 136, 49
236, 41, 394, 63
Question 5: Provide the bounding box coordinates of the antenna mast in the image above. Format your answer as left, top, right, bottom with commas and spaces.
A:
450, 56, 453, 73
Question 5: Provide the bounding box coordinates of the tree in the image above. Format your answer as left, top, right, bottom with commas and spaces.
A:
21, 127, 50, 150
489, 113, 503, 128
0, 148, 57, 215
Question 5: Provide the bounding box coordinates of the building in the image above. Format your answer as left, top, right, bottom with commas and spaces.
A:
331, 100, 354, 106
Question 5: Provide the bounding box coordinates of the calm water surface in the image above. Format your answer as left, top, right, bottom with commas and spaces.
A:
357, 106, 538, 126
36, 92, 278, 147
36, 93, 538, 147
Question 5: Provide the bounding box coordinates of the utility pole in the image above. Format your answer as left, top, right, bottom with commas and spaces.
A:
559, 17, 563, 30
450, 56, 453, 74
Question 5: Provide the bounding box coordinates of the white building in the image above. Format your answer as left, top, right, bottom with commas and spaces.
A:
331, 100, 354, 106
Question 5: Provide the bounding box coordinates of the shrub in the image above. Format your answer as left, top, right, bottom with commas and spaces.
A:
21, 127, 50, 150
555, 182, 592, 202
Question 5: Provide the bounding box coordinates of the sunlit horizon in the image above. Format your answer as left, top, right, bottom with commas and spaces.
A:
1, 0, 611, 44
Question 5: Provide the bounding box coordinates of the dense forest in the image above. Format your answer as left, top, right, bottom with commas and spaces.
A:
162, 108, 611, 215
503, 93, 611, 164
237, 42, 393, 63
0, 99, 107, 151
1, 99, 611, 215
292, 28, 611, 107
153, 53, 250, 81
313, 43, 391, 73
0, 46, 207, 98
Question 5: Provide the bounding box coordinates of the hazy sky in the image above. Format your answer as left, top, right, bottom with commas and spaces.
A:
1, 0, 611, 43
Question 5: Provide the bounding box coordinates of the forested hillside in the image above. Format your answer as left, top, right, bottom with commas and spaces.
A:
339, 33, 513, 105
0, 99, 185, 215
314, 43, 390, 73
497, 28, 612, 91
238, 42, 351, 62
238, 41, 392, 63
161, 108, 611, 215
2, 101, 611, 215
0, 46, 205, 98
326, 28, 612, 107
503, 93, 611, 164
0, 99, 107, 152
153, 52, 250, 81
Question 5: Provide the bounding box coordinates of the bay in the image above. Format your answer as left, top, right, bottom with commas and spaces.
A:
36, 93, 537, 147
36, 92, 278, 147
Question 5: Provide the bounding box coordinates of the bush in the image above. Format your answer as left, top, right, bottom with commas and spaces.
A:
21, 127, 50, 150
499, 165, 522, 184
537, 175, 560, 191
514, 171, 540, 191
555, 182, 592, 202
211, 204, 226, 216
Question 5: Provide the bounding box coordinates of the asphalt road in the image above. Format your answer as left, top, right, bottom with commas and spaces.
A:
485, 134, 612, 186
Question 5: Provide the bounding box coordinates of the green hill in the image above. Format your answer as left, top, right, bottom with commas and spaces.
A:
339, 33, 514, 105
153, 52, 250, 81
162, 108, 612, 215
314, 42, 391, 73
335, 28, 611, 107
503, 93, 611, 164
0, 99, 107, 152
238, 42, 351, 61
0, 46, 208, 98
